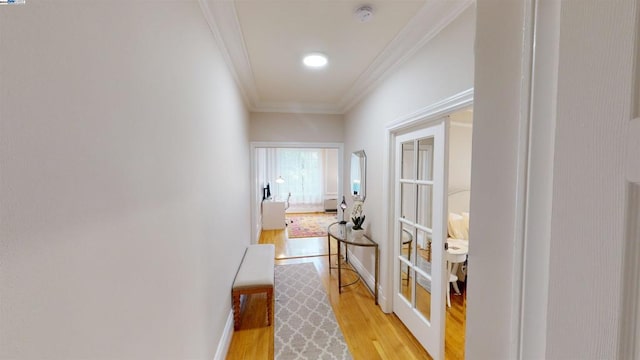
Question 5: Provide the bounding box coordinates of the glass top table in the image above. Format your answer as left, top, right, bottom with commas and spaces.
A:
327, 222, 379, 304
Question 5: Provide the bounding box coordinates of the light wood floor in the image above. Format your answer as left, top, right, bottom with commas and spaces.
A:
226, 227, 466, 360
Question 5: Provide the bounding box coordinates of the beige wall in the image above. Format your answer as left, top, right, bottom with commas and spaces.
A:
250, 112, 344, 143
0, 2, 249, 359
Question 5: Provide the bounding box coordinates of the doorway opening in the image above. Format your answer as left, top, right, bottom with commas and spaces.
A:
250, 142, 344, 259
444, 108, 473, 360
385, 91, 473, 360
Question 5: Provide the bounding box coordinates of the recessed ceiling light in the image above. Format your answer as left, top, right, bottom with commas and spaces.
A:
303, 53, 328, 68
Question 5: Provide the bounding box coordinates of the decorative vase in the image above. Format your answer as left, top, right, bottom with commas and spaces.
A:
351, 228, 364, 241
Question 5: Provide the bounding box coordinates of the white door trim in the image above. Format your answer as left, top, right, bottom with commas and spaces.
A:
620, 182, 640, 359
386, 88, 474, 132
380, 88, 473, 314
618, 0, 640, 354
618, 16, 640, 351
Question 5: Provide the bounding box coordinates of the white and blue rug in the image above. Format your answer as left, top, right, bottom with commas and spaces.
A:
274, 263, 352, 360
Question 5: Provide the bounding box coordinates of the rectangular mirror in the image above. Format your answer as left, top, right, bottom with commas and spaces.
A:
350, 150, 366, 200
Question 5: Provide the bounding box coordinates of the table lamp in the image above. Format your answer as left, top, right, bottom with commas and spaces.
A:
275, 176, 285, 200
339, 196, 348, 224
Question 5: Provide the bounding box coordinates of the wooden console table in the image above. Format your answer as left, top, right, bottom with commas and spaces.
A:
327, 222, 379, 304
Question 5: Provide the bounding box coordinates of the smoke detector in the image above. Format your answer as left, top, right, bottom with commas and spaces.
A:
354, 5, 374, 23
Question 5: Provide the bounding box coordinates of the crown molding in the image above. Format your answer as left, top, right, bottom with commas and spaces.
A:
451, 120, 473, 128
339, 0, 474, 113
198, 0, 258, 108
251, 101, 343, 115
386, 88, 474, 130
199, 0, 473, 115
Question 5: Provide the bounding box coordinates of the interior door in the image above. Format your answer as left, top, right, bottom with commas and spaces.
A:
393, 121, 447, 359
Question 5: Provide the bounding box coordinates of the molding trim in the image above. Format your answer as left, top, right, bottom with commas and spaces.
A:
255, 228, 262, 245
450, 120, 473, 128
512, 0, 538, 357
250, 141, 344, 149
386, 88, 474, 131
619, 183, 640, 359
213, 310, 234, 360
199, 0, 473, 115
619, 1, 640, 354
251, 101, 343, 115
345, 247, 381, 306
340, 0, 474, 113
626, 118, 640, 182
198, 0, 258, 108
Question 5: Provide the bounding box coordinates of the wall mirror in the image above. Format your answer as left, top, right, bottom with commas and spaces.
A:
350, 150, 366, 200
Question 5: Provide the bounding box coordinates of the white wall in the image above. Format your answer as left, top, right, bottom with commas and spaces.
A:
0, 2, 250, 359
467, 1, 530, 357
519, 0, 559, 357
250, 112, 344, 142
545, 1, 635, 358
449, 114, 473, 193
470, 0, 637, 358
324, 148, 339, 201
344, 5, 475, 309
448, 112, 473, 214
254, 148, 268, 241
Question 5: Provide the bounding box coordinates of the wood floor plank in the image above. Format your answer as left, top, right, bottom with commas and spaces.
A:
226, 226, 465, 360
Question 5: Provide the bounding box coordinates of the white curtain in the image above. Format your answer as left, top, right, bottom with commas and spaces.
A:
276, 149, 324, 209
263, 148, 325, 211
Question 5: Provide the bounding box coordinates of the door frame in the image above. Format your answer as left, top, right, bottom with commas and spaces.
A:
382, 89, 474, 314
249, 141, 344, 244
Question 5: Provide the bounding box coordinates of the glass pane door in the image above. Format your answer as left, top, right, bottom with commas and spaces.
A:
393, 122, 446, 360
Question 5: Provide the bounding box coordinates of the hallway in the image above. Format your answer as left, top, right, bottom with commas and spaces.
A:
226, 228, 466, 359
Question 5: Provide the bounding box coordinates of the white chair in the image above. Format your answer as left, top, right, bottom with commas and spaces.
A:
446, 239, 468, 307
447, 263, 459, 308
284, 192, 291, 211
284, 193, 292, 226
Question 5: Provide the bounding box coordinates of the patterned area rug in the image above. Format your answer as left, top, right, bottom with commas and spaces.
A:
286, 213, 338, 238
275, 263, 352, 360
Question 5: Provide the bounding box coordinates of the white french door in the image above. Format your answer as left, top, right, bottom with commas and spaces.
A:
393, 121, 447, 359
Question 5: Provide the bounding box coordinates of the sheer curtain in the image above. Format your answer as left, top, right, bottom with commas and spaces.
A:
276, 149, 324, 210
264, 148, 325, 211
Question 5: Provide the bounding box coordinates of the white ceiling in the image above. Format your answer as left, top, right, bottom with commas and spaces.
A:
200, 0, 472, 114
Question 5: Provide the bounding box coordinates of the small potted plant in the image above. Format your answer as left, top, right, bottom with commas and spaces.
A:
350, 200, 365, 240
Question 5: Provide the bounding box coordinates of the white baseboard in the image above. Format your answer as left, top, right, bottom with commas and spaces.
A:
345, 248, 386, 309
256, 227, 263, 244
213, 310, 234, 360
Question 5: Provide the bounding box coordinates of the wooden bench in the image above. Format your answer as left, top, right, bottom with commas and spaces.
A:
232, 244, 275, 331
